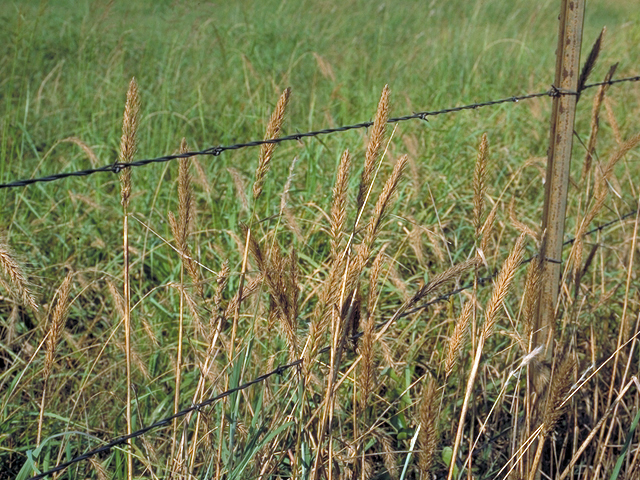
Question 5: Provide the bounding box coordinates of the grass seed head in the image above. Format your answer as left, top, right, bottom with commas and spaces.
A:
357, 84, 390, 211
253, 87, 291, 200
119, 77, 140, 209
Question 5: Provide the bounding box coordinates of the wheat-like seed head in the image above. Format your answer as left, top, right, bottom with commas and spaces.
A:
375, 430, 399, 480
0, 241, 38, 312
479, 202, 498, 256
247, 234, 300, 358
119, 77, 140, 209
177, 139, 194, 248
364, 154, 408, 247
604, 97, 622, 145
482, 233, 526, 340
44, 272, 73, 380
473, 133, 489, 237
522, 257, 542, 345
357, 84, 390, 211
330, 150, 351, 259
412, 256, 481, 304
418, 377, 438, 477
358, 249, 385, 410
445, 298, 474, 379
89, 457, 109, 480
509, 198, 538, 242
253, 87, 291, 200
227, 168, 249, 211
541, 355, 575, 437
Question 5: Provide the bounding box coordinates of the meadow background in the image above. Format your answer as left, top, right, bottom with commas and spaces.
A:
1, 0, 639, 479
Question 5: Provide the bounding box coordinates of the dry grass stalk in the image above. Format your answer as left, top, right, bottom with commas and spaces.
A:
479, 202, 498, 257
38, 272, 73, 446
331, 150, 351, 259
118, 77, 139, 480
581, 62, 617, 184
0, 241, 38, 312
357, 85, 390, 211
528, 356, 576, 480
604, 97, 622, 145
571, 130, 640, 282
412, 257, 480, 305
211, 260, 230, 346
445, 298, 474, 379
418, 377, 438, 478
447, 237, 525, 480
473, 133, 489, 237
358, 249, 385, 412
522, 258, 542, 345
509, 198, 538, 242
227, 167, 249, 211
253, 87, 291, 200
375, 430, 399, 480
363, 155, 408, 248
482, 233, 526, 339
119, 77, 140, 210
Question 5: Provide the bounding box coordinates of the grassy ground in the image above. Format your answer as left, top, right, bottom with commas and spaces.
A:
1, 0, 640, 478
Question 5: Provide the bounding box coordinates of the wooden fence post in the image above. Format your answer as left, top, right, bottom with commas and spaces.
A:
534, 0, 586, 358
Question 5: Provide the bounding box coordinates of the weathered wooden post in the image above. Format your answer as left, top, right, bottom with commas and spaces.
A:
535, 0, 585, 357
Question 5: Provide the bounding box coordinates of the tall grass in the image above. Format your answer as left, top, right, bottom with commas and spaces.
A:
1, 1, 640, 479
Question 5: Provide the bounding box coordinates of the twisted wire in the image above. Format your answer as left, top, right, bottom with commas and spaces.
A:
4, 75, 639, 191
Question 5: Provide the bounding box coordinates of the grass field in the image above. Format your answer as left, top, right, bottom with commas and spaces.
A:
1, 0, 640, 479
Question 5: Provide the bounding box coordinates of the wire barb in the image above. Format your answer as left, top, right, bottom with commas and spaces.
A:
2, 76, 639, 191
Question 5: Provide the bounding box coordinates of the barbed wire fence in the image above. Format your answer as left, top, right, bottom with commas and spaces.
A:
16, 74, 640, 480
2, 76, 638, 191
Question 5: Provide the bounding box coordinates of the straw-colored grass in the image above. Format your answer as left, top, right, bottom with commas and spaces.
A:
3, 3, 640, 479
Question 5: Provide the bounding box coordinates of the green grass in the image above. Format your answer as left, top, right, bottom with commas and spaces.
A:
1, 0, 640, 479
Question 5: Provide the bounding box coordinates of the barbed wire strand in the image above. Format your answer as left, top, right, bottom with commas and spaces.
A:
26, 206, 637, 480
3, 75, 639, 191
